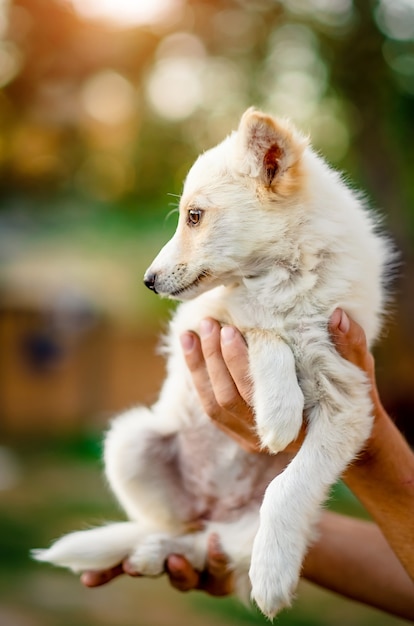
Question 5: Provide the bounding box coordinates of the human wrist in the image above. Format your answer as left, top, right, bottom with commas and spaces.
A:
343, 405, 414, 506
344, 402, 388, 476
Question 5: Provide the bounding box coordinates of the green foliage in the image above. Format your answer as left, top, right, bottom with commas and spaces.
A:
192, 593, 322, 626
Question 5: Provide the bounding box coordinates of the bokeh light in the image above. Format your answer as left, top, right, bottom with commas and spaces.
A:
146, 56, 204, 121
80, 70, 137, 125
68, 0, 182, 27
261, 24, 327, 123
281, 0, 353, 27
146, 32, 206, 121
375, 0, 414, 41
0, 40, 21, 86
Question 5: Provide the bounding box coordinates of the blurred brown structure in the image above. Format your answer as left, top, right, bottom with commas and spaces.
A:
0, 303, 164, 436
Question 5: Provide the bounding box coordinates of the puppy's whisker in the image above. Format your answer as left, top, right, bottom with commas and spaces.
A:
164, 207, 179, 223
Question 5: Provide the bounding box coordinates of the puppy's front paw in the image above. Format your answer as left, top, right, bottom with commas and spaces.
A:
255, 377, 304, 455
250, 336, 304, 454
249, 526, 298, 619
256, 398, 303, 455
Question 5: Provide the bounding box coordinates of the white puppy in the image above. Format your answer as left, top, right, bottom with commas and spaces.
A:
34, 109, 392, 618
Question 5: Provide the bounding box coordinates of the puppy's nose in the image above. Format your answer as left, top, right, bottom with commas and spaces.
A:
144, 272, 158, 293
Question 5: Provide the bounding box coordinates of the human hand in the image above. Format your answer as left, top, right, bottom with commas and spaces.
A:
179, 308, 379, 454
81, 533, 234, 595
179, 318, 263, 453
165, 533, 234, 595
328, 309, 380, 412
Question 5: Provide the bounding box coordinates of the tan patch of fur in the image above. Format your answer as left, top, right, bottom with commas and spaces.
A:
272, 152, 308, 200
242, 111, 309, 204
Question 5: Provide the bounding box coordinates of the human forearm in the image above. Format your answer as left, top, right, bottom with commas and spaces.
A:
302, 511, 414, 619
343, 403, 414, 580
328, 311, 414, 580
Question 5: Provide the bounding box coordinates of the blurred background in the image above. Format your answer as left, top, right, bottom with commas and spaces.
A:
0, 0, 413, 625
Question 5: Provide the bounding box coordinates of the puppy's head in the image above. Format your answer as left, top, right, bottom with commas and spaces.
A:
144, 108, 308, 300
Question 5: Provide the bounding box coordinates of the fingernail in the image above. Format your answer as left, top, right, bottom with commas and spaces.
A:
180, 333, 195, 353
221, 325, 236, 344
166, 554, 184, 575
200, 318, 214, 338
339, 310, 350, 334
80, 572, 94, 587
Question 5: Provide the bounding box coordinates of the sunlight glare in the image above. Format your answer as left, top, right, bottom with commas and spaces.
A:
69, 0, 180, 27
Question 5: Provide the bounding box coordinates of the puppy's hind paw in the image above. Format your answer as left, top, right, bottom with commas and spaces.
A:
250, 577, 293, 620
127, 534, 171, 577
249, 527, 298, 619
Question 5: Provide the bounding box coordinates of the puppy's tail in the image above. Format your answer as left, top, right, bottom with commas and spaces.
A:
32, 521, 143, 573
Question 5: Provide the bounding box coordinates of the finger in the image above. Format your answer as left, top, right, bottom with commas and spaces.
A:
81, 564, 124, 587
220, 325, 253, 405
205, 533, 229, 578
329, 308, 373, 372
198, 534, 234, 596
181, 327, 259, 451
180, 330, 221, 419
166, 554, 200, 592
198, 320, 261, 452
200, 319, 249, 417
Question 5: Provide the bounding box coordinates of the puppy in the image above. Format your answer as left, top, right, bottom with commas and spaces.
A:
33, 109, 392, 618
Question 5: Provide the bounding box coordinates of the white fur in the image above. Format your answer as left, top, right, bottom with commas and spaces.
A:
33, 109, 392, 619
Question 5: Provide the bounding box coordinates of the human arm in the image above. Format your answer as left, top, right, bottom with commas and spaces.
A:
328, 313, 414, 581
302, 511, 414, 619
163, 510, 414, 620
81, 533, 233, 596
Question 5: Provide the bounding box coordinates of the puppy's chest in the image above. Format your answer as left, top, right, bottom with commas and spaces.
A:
223, 280, 327, 332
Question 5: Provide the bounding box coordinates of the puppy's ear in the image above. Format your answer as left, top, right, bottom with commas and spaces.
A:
235, 108, 307, 190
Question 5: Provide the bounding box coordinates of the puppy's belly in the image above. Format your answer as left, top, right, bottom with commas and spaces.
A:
175, 424, 290, 523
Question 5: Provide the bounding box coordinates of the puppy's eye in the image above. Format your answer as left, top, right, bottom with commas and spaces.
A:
187, 208, 203, 226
